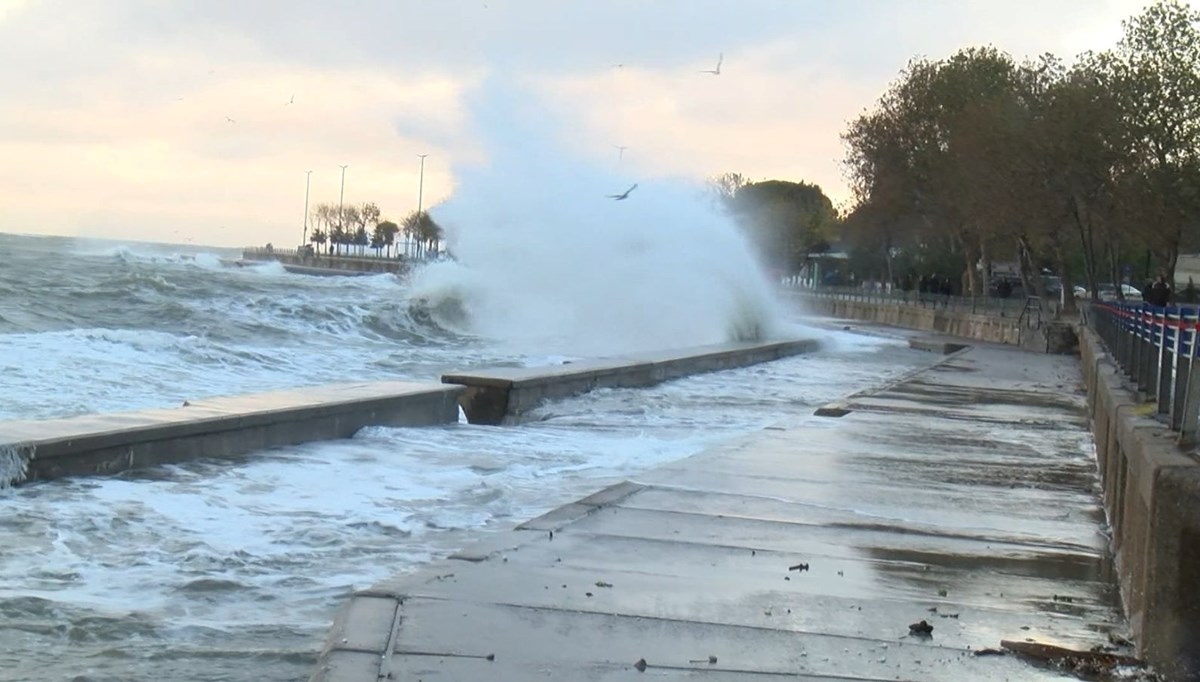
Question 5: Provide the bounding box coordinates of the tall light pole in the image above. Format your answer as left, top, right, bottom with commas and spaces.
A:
338, 164, 348, 255
416, 154, 428, 258
302, 170, 312, 250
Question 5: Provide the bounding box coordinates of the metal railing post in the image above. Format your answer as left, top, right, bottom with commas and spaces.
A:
1159, 307, 1176, 415
1178, 314, 1200, 446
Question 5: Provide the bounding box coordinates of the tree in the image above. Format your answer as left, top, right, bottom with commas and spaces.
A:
402, 210, 443, 259
1110, 0, 1200, 282
719, 179, 838, 272
374, 220, 400, 258
310, 228, 328, 254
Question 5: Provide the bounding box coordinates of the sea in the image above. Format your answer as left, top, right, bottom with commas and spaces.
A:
0, 232, 931, 682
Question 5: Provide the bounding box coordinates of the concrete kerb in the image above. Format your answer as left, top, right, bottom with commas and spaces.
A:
1, 382, 464, 484
444, 339, 822, 425
814, 340, 973, 418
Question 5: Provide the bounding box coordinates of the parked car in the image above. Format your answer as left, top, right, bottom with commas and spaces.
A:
1074, 283, 1142, 301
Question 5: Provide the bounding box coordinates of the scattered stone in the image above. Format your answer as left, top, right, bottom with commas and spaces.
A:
1052, 594, 1074, 603
594, 580, 613, 588
784, 576, 790, 581
585, 592, 593, 597
938, 589, 948, 597
634, 658, 647, 672
548, 530, 553, 541
751, 550, 756, 556
788, 563, 809, 572
938, 613, 960, 619
909, 620, 934, 636
1000, 639, 1146, 678
837, 570, 844, 576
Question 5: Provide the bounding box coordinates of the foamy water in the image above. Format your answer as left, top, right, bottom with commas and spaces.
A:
0, 232, 929, 681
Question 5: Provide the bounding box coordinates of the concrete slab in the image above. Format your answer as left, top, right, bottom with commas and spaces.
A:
443, 338, 821, 424
0, 381, 463, 484
312, 344, 1132, 681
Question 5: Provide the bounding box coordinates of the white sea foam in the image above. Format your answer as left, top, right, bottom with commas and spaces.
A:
406, 81, 785, 357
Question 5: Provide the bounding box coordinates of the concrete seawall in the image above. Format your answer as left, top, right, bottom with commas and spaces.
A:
1078, 327, 1200, 677
443, 338, 821, 425
0, 381, 463, 485
796, 292, 1077, 353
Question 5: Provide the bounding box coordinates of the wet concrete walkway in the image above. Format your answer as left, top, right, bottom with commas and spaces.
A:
312, 342, 1126, 681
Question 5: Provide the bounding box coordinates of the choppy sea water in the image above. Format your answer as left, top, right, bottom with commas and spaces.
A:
0, 233, 929, 681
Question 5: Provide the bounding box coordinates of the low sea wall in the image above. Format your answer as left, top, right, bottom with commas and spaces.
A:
240, 249, 408, 275
0, 381, 463, 485
443, 338, 822, 425
1079, 328, 1200, 677
795, 291, 1077, 353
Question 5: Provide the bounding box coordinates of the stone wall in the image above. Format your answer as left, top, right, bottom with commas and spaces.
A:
797, 293, 1077, 353
1079, 327, 1200, 678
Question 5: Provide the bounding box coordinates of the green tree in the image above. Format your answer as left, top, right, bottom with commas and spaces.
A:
373, 220, 400, 258
720, 179, 838, 272
1111, 0, 1200, 282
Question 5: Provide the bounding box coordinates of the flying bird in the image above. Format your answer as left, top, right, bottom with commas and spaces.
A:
614, 144, 628, 161
225, 116, 236, 124
286, 94, 294, 105
700, 53, 723, 75
607, 183, 638, 201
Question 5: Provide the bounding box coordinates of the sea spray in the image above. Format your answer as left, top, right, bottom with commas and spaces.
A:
0, 443, 31, 488
407, 79, 786, 357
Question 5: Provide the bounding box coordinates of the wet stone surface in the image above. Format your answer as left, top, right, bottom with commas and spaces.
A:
321, 343, 1135, 681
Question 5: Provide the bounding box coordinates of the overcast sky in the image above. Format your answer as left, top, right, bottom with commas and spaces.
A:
0, 0, 1177, 247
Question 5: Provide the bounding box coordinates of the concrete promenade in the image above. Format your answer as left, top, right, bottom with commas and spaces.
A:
312, 343, 1132, 681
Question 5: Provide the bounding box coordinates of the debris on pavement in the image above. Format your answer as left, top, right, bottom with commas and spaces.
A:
908, 620, 934, 636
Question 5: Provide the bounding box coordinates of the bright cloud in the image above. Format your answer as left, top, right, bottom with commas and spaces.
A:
0, 0, 1183, 247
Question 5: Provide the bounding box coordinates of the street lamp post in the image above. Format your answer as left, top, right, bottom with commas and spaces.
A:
302, 170, 312, 250
338, 164, 348, 256
416, 153, 428, 258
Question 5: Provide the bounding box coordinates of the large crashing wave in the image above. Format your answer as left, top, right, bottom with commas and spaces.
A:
404, 80, 785, 357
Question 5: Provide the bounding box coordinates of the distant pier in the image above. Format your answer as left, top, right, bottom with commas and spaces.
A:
238, 246, 415, 276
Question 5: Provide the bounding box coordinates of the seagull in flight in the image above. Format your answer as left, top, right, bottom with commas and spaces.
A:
700, 53, 723, 75
286, 94, 294, 106
606, 183, 638, 201
614, 145, 628, 161
225, 116, 236, 124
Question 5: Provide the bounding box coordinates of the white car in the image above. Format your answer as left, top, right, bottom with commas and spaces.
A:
1074, 283, 1142, 301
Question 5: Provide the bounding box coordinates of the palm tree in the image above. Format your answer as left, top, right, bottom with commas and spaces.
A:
402, 210, 443, 260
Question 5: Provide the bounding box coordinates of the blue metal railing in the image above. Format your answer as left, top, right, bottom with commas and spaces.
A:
1087, 302, 1200, 444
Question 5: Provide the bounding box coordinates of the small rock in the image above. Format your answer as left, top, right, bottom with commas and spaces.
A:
485, 653, 495, 661
595, 581, 613, 588
585, 592, 593, 597
938, 589, 948, 597
634, 658, 647, 672
909, 620, 934, 636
